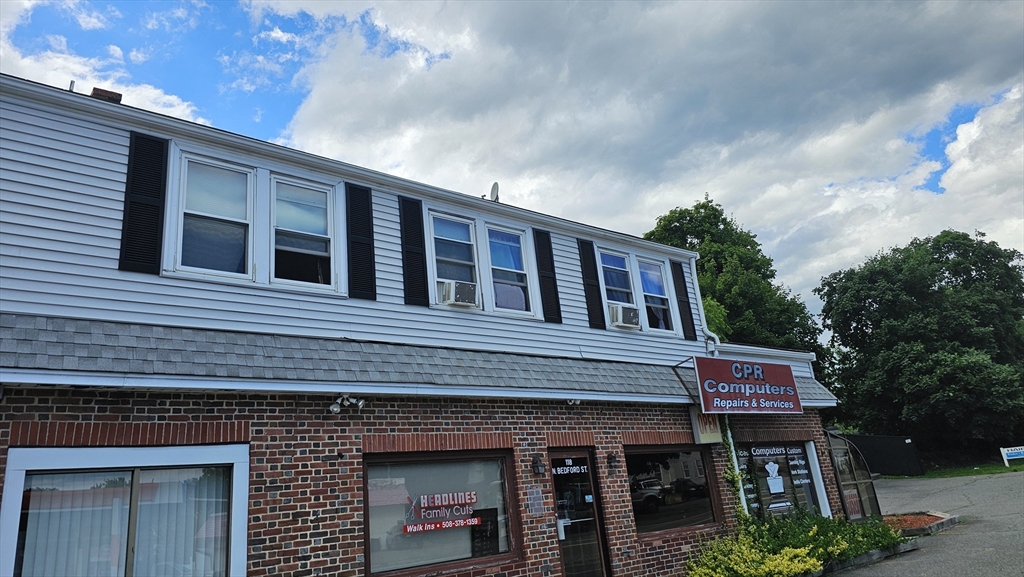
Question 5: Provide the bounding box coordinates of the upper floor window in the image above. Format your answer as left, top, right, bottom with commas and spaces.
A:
600, 252, 633, 304
433, 216, 476, 283
488, 229, 530, 312
273, 178, 332, 285
180, 159, 252, 275
426, 211, 540, 317
639, 261, 672, 331
168, 150, 345, 293
595, 247, 678, 333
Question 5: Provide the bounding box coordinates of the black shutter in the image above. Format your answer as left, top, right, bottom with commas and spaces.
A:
118, 132, 168, 274
399, 196, 429, 306
346, 183, 377, 300
533, 229, 562, 323
577, 239, 606, 329
671, 260, 698, 340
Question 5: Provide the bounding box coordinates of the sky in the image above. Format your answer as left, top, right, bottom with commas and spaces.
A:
1, 0, 1022, 322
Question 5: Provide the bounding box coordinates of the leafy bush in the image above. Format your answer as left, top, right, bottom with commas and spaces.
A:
687, 532, 821, 577
686, 511, 905, 576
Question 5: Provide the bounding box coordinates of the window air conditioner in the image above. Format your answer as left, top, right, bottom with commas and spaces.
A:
609, 304, 641, 328
440, 280, 478, 306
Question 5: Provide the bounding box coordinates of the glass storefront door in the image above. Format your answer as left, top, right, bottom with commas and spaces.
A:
550, 451, 608, 577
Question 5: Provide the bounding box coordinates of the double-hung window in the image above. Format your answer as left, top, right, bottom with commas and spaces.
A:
639, 260, 672, 331
427, 210, 540, 317
600, 252, 633, 305
595, 248, 678, 333
180, 158, 253, 276
273, 178, 332, 285
433, 216, 477, 284
169, 149, 345, 293
488, 229, 530, 312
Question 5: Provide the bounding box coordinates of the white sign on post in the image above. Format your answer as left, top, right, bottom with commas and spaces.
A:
999, 446, 1024, 467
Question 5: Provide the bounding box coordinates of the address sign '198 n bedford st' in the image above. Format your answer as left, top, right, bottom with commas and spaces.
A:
695, 357, 803, 414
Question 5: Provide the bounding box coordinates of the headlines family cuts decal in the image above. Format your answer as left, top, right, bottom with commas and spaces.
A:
402, 491, 482, 534
695, 357, 803, 414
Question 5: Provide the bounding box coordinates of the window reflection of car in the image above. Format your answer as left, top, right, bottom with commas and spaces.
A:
630, 479, 665, 513
672, 479, 708, 501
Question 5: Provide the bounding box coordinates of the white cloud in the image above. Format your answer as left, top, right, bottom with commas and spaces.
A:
255, 26, 299, 45
59, 0, 113, 30
128, 48, 149, 64
45, 34, 68, 52
268, 1, 1021, 318
107, 44, 122, 60
0, 2, 209, 125
142, 1, 206, 32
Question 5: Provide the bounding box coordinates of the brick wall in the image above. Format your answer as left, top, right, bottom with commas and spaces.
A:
0, 388, 835, 576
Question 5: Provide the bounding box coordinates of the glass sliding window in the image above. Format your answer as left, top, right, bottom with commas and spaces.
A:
15, 467, 231, 577
366, 456, 512, 574
181, 160, 250, 274
488, 229, 530, 312
600, 252, 633, 304
433, 217, 476, 283
274, 180, 331, 285
625, 449, 715, 533
639, 261, 672, 330
16, 470, 132, 577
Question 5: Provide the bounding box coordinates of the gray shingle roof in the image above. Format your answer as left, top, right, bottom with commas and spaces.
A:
0, 314, 835, 404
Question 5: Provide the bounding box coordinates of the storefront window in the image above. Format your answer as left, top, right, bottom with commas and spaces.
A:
624, 449, 716, 533
366, 456, 512, 574
15, 466, 230, 577
737, 444, 819, 516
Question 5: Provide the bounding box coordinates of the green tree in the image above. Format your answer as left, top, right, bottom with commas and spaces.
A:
815, 230, 1024, 452
644, 197, 821, 352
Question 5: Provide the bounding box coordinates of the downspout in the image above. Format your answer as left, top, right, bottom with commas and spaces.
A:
724, 415, 749, 516
688, 256, 720, 356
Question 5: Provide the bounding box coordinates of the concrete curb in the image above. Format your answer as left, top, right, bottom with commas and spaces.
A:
804, 540, 921, 576
897, 510, 960, 537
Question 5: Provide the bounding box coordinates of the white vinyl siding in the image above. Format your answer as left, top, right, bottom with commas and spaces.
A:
0, 91, 748, 372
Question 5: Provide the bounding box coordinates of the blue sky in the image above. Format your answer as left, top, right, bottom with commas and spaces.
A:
1, 1, 1021, 314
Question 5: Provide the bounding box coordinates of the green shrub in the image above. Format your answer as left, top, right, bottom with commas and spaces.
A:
686, 511, 905, 576
687, 532, 821, 577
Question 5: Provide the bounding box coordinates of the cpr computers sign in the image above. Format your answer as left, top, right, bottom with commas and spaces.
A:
695, 357, 803, 414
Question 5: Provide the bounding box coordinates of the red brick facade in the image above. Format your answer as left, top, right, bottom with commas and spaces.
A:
0, 387, 836, 577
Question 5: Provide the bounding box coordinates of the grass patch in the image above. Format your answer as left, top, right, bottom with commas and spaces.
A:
921, 462, 1024, 478
884, 462, 1024, 479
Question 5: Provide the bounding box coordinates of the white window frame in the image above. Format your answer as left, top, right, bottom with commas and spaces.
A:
175, 153, 256, 281
637, 258, 675, 333
429, 213, 481, 306
269, 174, 338, 290
594, 246, 681, 334
482, 224, 537, 316
423, 207, 544, 320
162, 142, 348, 296
0, 444, 250, 577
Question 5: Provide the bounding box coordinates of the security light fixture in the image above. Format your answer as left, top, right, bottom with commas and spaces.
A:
329, 395, 365, 413
531, 456, 547, 475
566, 399, 581, 405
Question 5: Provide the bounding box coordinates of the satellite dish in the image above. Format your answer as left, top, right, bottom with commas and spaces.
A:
489, 182, 500, 203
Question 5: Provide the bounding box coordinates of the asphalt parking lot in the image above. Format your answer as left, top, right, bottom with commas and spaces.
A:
840, 471, 1024, 577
